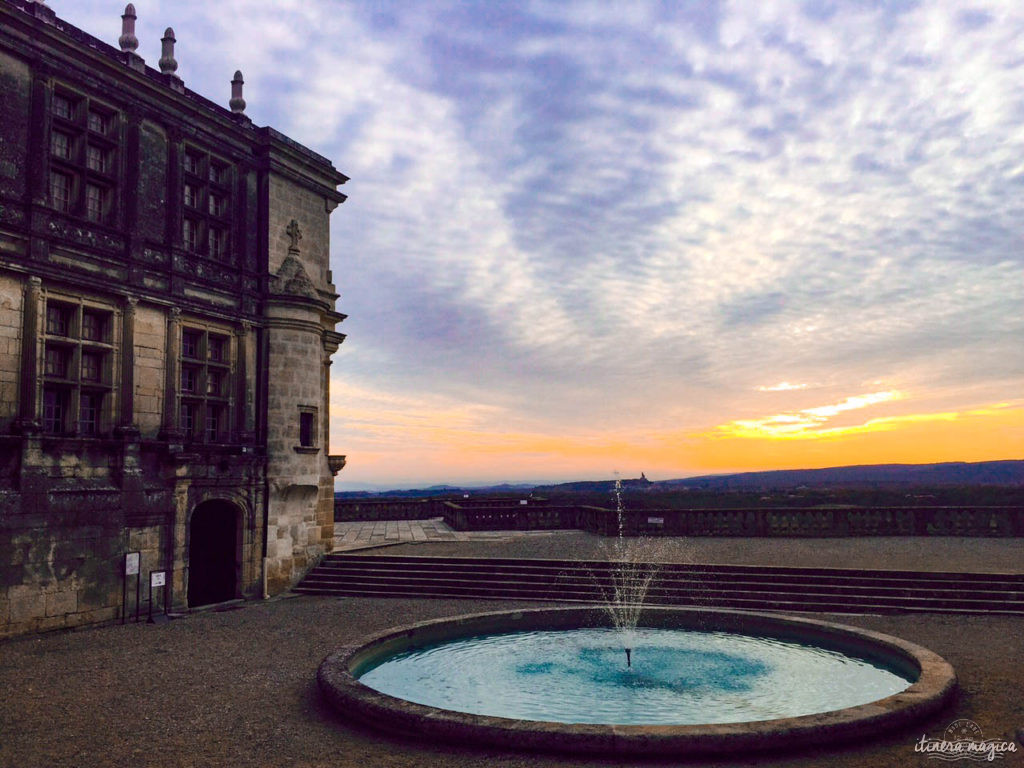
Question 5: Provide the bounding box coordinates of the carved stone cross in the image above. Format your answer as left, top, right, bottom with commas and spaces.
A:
286, 219, 302, 251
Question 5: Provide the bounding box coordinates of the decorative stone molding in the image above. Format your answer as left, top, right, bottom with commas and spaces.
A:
270, 255, 317, 299
327, 455, 347, 476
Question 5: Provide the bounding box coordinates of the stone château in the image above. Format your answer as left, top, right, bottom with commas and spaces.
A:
0, 0, 349, 637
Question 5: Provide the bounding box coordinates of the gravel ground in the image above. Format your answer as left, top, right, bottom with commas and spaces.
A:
1, 592, 1022, 768
365, 533, 1024, 573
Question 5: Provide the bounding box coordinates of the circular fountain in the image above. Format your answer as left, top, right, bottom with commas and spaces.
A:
318, 606, 957, 756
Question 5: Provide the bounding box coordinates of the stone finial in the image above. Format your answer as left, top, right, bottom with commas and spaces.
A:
119, 5, 139, 52
159, 27, 178, 75
230, 70, 246, 114
159, 27, 184, 91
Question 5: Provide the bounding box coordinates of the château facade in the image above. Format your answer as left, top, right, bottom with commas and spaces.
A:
0, 0, 348, 637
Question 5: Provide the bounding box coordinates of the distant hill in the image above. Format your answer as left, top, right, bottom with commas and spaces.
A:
336, 482, 535, 499
337, 460, 1024, 499
533, 474, 653, 494
655, 460, 1024, 491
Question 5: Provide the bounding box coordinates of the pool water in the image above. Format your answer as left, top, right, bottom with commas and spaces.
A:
358, 627, 912, 725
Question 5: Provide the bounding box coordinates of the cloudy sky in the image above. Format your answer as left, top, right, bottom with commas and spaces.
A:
60, 1, 1023, 488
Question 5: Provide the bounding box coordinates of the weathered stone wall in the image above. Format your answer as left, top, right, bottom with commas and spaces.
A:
0, 49, 30, 203
133, 304, 166, 437
267, 175, 331, 283
0, 438, 268, 638
3, 471, 130, 637
136, 120, 167, 245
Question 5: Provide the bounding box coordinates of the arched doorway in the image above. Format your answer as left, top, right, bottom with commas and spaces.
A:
187, 500, 240, 607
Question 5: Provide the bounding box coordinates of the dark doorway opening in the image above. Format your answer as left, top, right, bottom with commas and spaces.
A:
188, 500, 239, 607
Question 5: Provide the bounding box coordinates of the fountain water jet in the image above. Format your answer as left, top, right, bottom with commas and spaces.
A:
594, 477, 664, 668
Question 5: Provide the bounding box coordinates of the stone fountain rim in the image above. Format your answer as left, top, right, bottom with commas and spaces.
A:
317, 605, 957, 757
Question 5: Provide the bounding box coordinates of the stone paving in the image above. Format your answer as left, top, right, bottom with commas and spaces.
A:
2, 524, 1023, 768
334, 518, 1024, 574
332, 517, 574, 550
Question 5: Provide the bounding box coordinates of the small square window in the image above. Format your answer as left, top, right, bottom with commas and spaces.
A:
46, 304, 71, 336
207, 336, 226, 363
208, 193, 224, 217
184, 152, 202, 175
181, 401, 196, 435
85, 184, 106, 222
50, 171, 72, 213
42, 388, 69, 433
81, 352, 102, 382
206, 404, 223, 441
183, 218, 199, 251
181, 366, 199, 393
206, 369, 224, 397
44, 346, 69, 378
299, 411, 315, 448
86, 145, 107, 173
88, 111, 108, 134
51, 131, 72, 159
52, 94, 72, 120
79, 392, 101, 435
81, 310, 108, 342
208, 228, 227, 260
182, 330, 201, 359
209, 163, 226, 184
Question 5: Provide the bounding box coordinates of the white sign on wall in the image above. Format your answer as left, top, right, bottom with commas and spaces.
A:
125, 552, 140, 576
150, 570, 166, 588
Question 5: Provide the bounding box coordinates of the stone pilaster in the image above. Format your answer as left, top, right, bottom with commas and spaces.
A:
234, 321, 252, 440
118, 296, 138, 430
160, 307, 181, 442
16, 276, 41, 430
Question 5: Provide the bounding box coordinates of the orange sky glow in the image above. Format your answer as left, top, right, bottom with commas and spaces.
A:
331, 385, 1024, 487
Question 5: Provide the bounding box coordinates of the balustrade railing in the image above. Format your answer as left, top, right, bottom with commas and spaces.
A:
439, 504, 1024, 537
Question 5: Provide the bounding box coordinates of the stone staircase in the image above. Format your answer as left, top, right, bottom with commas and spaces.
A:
295, 554, 1024, 615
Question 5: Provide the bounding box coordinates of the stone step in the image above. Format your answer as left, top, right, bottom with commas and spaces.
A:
323, 553, 1024, 585
314, 558, 1024, 593
296, 554, 1024, 615
299, 571, 1022, 604
293, 582, 1024, 616
312, 561, 1024, 593
297, 576, 1023, 610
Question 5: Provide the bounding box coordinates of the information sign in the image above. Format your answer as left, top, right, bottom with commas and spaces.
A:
150, 570, 166, 588
125, 552, 140, 576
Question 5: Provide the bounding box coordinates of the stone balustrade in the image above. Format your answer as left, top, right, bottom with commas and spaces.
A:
435, 504, 1024, 538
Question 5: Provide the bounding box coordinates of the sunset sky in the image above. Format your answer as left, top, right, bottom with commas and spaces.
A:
62, 1, 1024, 488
